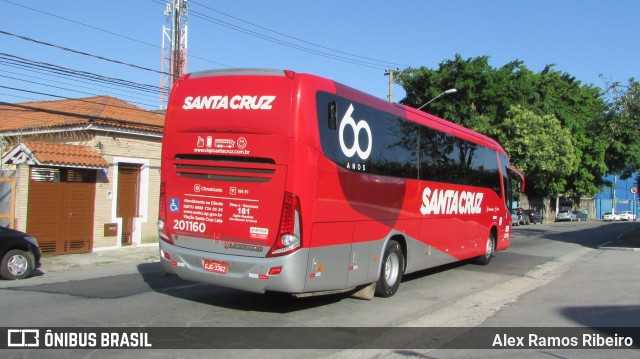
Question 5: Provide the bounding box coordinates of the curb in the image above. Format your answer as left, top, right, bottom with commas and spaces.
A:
40, 244, 160, 273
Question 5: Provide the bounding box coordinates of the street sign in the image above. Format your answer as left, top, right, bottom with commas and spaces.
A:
631, 186, 638, 194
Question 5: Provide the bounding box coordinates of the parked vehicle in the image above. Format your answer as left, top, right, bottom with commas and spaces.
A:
602, 212, 620, 222
573, 211, 588, 221
524, 209, 543, 224
556, 210, 577, 222
619, 211, 637, 221
0, 226, 41, 280
516, 208, 530, 225
511, 210, 520, 226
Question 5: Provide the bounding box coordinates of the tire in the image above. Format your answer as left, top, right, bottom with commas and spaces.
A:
1, 249, 35, 280
375, 240, 404, 298
475, 233, 495, 265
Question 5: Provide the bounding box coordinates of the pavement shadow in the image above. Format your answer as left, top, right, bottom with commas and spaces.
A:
511, 221, 640, 249
561, 305, 640, 327
560, 305, 640, 349
136, 262, 349, 313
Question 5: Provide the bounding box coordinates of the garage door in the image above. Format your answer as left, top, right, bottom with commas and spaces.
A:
27, 167, 96, 254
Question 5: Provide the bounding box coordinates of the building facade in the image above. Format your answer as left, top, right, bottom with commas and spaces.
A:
594, 174, 639, 220
0, 96, 164, 254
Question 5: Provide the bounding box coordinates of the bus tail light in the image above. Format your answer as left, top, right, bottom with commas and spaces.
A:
268, 192, 302, 257
157, 181, 173, 244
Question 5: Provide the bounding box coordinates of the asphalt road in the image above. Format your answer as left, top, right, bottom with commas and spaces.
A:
1, 221, 639, 358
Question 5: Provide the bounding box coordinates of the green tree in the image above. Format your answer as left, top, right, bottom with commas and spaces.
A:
601, 77, 640, 179
491, 105, 575, 196
535, 67, 608, 197
397, 55, 609, 199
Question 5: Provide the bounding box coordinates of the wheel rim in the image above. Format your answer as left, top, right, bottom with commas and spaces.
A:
8, 254, 29, 276
485, 236, 494, 259
384, 252, 400, 287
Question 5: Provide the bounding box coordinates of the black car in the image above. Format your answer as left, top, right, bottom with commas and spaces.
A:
524, 209, 543, 224
0, 226, 41, 280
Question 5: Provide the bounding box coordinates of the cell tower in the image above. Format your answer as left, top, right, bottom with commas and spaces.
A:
160, 0, 188, 109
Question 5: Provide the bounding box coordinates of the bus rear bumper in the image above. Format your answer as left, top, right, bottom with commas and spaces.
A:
159, 241, 309, 294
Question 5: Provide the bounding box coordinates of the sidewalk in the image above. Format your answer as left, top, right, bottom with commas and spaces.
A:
40, 244, 160, 273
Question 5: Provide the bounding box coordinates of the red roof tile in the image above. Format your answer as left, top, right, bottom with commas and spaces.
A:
5, 140, 108, 169
0, 96, 164, 133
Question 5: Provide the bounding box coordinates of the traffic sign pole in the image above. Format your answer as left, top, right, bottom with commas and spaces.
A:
631, 186, 638, 221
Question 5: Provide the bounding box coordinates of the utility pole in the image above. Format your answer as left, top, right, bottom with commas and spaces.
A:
385, 69, 397, 103
612, 174, 617, 215
160, 0, 188, 109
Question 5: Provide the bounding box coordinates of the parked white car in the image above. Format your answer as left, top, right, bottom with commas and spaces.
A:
619, 211, 637, 221
556, 210, 577, 222
602, 212, 621, 221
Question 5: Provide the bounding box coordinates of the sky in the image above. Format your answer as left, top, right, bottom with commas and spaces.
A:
1, 0, 639, 110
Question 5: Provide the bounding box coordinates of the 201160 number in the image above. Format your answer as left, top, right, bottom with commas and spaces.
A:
173, 219, 206, 233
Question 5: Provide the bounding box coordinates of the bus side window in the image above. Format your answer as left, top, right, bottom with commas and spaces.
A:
328, 101, 337, 130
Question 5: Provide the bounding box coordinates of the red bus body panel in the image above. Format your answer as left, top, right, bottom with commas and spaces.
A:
158, 69, 517, 295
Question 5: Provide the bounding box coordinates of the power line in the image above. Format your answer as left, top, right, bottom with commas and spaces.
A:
188, 0, 409, 69
148, 0, 406, 71
0, 30, 168, 76
0, 67, 161, 102
0, 53, 166, 109
0, 51, 171, 110
0, 0, 231, 68
0, 73, 157, 109
0, 11, 173, 105
0, 91, 36, 102
185, 9, 385, 70
0, 53, 167, 95
4, 0, 407, 71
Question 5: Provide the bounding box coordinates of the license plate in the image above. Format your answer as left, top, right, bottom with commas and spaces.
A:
203, 259, 228, 274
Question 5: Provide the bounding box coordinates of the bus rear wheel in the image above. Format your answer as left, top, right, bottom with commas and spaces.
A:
375, 240, 404, 298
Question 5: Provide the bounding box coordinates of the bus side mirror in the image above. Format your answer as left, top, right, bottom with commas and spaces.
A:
507, 165, 526, 193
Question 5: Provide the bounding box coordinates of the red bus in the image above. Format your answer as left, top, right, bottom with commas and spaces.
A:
158, 69, 524, 298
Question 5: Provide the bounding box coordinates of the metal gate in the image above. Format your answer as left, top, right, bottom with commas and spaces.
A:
27, 167, 96, 254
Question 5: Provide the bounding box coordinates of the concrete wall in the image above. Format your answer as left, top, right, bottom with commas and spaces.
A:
91, 133, 161, 249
